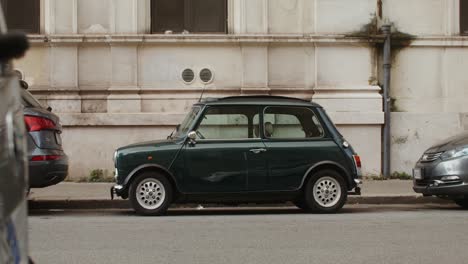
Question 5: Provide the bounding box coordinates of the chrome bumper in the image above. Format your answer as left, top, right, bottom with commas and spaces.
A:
348, 179, 362, 195
110, 185, 124, 200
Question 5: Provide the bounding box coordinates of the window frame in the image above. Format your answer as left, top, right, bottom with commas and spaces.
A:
150, 0, 228, 34
193, 105, 262, 142
262, 106, 327, 141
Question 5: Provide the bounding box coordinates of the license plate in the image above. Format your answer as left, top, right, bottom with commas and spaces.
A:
413, 168, 422, 180
55, 132, 62, 145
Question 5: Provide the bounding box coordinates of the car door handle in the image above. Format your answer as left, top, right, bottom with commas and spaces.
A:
249, 148, 267, 154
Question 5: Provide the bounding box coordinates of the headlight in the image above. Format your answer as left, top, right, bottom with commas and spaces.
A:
441, 146, 468, 160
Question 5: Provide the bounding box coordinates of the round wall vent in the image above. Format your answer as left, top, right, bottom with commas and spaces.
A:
181, 68, 195, 84
199, 68, 213, 83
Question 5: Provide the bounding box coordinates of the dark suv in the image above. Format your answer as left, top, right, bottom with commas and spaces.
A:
112, 96, 362, 215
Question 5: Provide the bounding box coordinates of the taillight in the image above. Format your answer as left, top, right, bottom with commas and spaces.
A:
24, 115, 56, 132
31, 155, 62, 161
353, 155, 362, 176
353, 155, 361, 168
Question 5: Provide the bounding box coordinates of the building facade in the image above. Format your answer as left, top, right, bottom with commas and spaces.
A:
7, 0, 468, 179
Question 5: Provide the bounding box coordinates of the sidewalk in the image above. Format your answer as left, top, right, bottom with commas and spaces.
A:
28, 180, 452, 210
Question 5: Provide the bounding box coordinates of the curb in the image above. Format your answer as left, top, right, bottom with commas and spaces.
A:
28, 196, 453, 210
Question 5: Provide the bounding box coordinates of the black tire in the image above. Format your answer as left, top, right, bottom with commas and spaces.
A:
129, 171, 173, 216
304, 169, 347, 213
454, 198, 468, 209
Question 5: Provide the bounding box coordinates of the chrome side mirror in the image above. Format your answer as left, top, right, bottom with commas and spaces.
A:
188, 131, 197, 140
187, 131, 197, 145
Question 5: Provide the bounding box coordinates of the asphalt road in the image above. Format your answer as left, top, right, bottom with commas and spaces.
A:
29, 205, 468, 264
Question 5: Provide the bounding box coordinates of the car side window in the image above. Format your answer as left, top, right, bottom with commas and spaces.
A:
196, 106, 260, 140
263, 106, 324, 139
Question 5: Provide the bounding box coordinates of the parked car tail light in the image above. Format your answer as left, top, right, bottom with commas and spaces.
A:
24, 115, 56, 132
353, 155, 362, 176
31, 155, 62, 161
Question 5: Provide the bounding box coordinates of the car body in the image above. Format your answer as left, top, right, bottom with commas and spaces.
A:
21, 86, 68, 188
413, 132, 468, 207
112, 96, 362, 215
0, 32, 30, 262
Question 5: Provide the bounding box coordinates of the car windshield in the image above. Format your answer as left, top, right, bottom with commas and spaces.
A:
173, 106, 201, 138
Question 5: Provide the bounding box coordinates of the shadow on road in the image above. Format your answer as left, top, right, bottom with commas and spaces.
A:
28, 204, 464, 217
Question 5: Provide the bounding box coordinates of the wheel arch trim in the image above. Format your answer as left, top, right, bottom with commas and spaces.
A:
297, 161, 353, 190
123, 164, 180, 192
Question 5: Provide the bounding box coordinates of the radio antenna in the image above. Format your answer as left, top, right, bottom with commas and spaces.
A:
198, 83, 206, 102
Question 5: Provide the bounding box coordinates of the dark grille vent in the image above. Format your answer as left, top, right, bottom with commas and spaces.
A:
200, 68, 213, 83
182, 68, 195, 83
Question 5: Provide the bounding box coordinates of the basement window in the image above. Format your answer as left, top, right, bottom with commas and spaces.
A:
0, 0, 40, 34
461, 0, 468, 35
151, 0, 227, 34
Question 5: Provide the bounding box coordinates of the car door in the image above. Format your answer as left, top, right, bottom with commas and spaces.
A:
181, 105, 268, 193
261, 106, 340, 191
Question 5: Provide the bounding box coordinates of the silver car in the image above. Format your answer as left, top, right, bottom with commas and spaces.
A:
413, 132, 468, 208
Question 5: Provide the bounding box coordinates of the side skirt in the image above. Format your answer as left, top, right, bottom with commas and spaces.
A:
175, 191, 301, 204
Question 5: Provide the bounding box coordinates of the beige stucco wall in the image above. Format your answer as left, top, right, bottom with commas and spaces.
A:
383, 1, 468, 174
17, 0, 468, 178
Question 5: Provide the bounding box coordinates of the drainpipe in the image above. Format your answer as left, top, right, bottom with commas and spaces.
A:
382, 24, 392, 178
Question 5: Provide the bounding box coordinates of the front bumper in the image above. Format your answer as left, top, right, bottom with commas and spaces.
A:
110, 185, 124, 200
413, 181, 468, 195
413, 156, 468, 196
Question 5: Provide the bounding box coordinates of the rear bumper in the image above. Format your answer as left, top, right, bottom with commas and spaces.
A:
29, 156, 68, 188
348, 178, 362, 195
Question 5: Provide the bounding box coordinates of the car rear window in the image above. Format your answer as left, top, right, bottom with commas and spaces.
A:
21, 89, 44, 108
263, 106, 324, 139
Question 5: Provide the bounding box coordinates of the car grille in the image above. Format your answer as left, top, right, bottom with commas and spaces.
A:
421, 152, 443, 162
415, 179, 432, 186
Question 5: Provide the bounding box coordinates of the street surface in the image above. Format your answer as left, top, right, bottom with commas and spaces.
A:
30, 204, 468, 264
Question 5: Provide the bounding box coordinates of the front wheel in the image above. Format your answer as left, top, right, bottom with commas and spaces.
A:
304, 170, 347, 213
129, 172, 173, 216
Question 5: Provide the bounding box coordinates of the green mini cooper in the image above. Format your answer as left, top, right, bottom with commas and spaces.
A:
111, 96, 362, 215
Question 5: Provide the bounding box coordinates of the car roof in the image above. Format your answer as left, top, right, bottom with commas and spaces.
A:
196, 96, 322, 108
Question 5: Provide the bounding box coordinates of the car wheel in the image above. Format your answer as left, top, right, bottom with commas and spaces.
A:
129, 171, 172, 216
454, 198, 468, 209
304, 170, 347, 213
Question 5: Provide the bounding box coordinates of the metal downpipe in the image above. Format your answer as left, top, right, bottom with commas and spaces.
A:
382, 24, 392, 177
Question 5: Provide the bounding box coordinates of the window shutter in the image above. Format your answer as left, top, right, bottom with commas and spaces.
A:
461, 0, 468, 35
1, 0, 40, 33
188, 0, 226, 33
152, 0, 185, 33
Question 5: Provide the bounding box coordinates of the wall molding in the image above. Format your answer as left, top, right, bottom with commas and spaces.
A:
58, 111, 383, 127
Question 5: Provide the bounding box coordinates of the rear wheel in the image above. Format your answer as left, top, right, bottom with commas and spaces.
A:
304, 170, 347, 213
454, 198, 468, 209
129, 171, 172, 216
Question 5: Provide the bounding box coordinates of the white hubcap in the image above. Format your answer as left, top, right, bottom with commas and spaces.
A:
136, 179, 165, 210
313, 176, 341, 207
